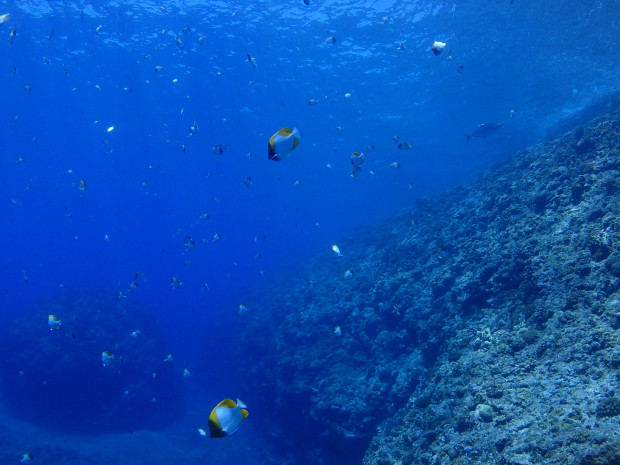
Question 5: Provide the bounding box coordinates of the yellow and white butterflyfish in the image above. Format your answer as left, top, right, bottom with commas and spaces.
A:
48, 314, 61, 330
267, 127, 301, 161
101, 351, 115, 367
208, 398, 249, 438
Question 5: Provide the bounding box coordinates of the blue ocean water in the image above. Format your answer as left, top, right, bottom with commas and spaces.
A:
0, 0, 618, 463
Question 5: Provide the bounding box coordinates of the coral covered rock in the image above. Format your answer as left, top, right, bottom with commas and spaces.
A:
239, 106, 620, 464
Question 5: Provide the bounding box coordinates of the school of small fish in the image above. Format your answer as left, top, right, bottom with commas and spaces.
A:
2, 0, 519, 443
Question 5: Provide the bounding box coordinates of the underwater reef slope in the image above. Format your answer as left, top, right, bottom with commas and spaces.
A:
239, 106, 619, 464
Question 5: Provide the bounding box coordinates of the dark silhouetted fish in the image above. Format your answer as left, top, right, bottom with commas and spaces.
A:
465, 122, 502, 142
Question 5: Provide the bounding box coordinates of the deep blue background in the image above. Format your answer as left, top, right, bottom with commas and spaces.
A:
0, 0, 618, 454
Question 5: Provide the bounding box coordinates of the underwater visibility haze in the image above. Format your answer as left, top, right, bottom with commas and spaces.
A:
0, 0, 619, 464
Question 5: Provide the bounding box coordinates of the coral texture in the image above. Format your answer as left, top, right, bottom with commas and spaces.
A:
239, 106, 620, 464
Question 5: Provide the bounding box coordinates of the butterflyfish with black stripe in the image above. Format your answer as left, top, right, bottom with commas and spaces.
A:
207, 398, 249, 438
267, 127, 301, 161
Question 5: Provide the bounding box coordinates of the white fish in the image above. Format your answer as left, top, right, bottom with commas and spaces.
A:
431, 41, 446, 55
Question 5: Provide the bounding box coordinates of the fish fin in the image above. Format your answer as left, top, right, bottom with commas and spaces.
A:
236, 398, 247, 409
208, 417, 227, 438
464, 134, 471, 143
241, 408, 249, 419
218, 398, 237, 408
277, 127, 293, 136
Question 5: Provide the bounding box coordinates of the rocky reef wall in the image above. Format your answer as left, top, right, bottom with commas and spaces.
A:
238, 106, 620, 465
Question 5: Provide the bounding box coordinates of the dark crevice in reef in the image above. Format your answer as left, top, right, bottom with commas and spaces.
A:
239, 103, 620, 465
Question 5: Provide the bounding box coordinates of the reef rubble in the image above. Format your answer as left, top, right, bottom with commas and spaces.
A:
239, 106, 620, 465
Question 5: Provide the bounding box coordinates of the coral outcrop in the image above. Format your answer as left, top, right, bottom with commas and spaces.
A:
239, 105, 620, 464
